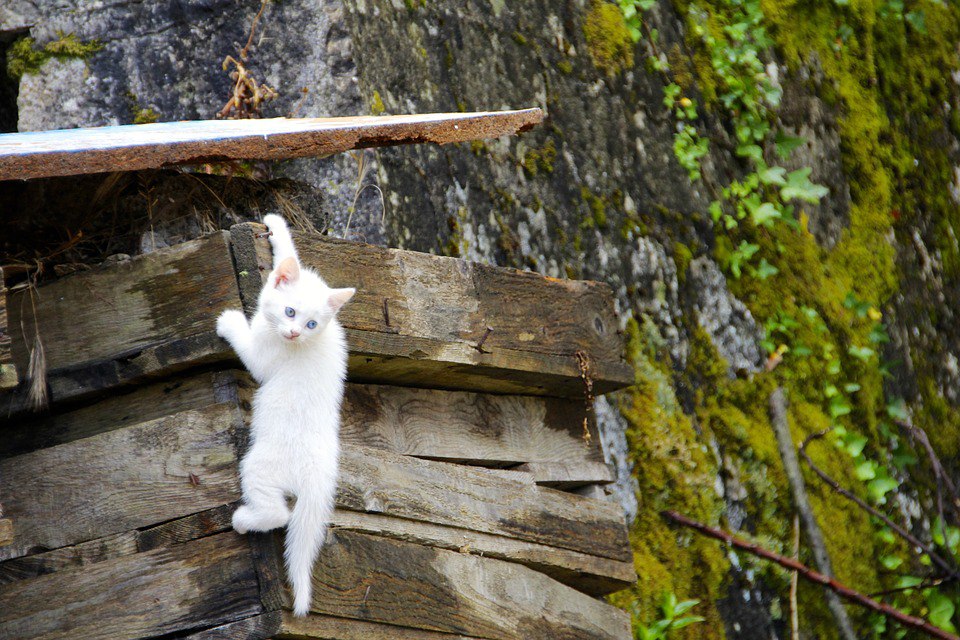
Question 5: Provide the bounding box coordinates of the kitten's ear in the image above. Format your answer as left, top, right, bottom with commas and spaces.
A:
327, 288, 355, 313
273, 257, 300, 288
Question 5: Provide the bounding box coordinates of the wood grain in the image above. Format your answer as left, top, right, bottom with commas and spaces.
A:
230, 223, 632, 397
0, 531, 138, 585
337, 443, 630, 562
299, 530, 631, 640
2, 233, 239, 415
0, 110, 542, 181
0, 521, 12, 547
181, 612, 282, 640
279, 612, 484, 639
328, 510, 635, 596
0, 269, 16, 390
0, 532, 262, 640
0, 403, 242, 562
0, 370, 240, 457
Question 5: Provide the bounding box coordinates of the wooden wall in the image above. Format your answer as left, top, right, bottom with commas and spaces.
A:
0, 224, 635, 639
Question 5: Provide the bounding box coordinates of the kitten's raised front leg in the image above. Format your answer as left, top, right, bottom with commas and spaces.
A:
216, 310, 266, 381
262, 214, 298, 269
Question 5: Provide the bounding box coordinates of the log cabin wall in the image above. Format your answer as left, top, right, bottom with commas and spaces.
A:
0, 222, 636, 639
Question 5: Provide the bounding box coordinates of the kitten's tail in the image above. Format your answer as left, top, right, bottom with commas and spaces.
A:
262, 214, 299, 267
285, 484, 334, 617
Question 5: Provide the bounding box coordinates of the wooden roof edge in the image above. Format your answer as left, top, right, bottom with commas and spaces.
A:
0, 108, 543, 181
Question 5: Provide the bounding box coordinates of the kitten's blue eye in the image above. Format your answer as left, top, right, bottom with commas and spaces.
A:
306, 320, 318, 330
285, 307, 295, 318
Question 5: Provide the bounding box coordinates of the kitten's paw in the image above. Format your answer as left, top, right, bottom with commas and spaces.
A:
216, 309, 247, 340
262, 214, 288, 235
232, 506, 251, 534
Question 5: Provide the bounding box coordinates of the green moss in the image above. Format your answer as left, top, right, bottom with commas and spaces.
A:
469, 140, 487, 156
512, 31, 528, 46
583, 0, 634, 76
673, 242, 693, 284
443, 207, 469, 257
557, 59, 574, 74
370, 90, 386, 116
580, 186, 609, 229
615, 317, 727, 637
7, 31, 103, 79
521, 139, 557, 177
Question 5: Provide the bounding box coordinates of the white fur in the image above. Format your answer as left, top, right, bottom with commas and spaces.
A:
217, 214, 354, 617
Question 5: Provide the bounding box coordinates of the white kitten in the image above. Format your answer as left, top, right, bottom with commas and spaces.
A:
216, 214, 354, 617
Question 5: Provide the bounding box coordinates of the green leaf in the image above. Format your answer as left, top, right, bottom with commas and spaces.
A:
894, 575, 923, 589
886, 398, 909, 422
867, 477, 899, 503
751, 202, 781, 227
880, 554, 903, 570
854, 460, 876, 480
927, 590, 957, 633
753, 258, 779, 280
780, 167, 829, 204
829, 396, 852, 419
845, 433, 868, 457
824, 383, 839, 398
673, 599, 700, 616
736, 144, 763, 163
905, 10, 927, 34
757, 164, 787, 186
670, 615, 706, 630
848, 345, 876, 361
844, 383, 862, 393
775, 133, 806, 159
827, 358, 842, 375
709, 200, 724, 223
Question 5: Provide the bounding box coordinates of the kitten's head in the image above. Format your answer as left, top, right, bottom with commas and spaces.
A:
261, 257, 354, 344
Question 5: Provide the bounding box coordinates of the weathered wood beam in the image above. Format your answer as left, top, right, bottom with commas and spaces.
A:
0, 403, 243, 562
0, 269, 16, 391
337, 443, 630, 562
1, 233, 239, 416
231, 222, 633, 397
294, 529, 631, 640
180, 612, 283, 640
328, 510, 635, 596
279, 612, 484, 639
0, 110, 543, 181
0, 532, 262, 640
0, 520, 12, 547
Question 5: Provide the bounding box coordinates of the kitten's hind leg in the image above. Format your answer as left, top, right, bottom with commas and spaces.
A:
262, 214, 298, 267
233, 465, 291, 534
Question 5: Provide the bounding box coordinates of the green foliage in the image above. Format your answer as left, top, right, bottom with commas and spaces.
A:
633, 593, 705, 639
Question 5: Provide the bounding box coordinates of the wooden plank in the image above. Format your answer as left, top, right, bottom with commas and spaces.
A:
0, 520, 12, 547
292, 530, 631, 640
230, 222, 632, 397
328, 510, 635, 596
279, 612, 483, 639
181, 612, 282, 640
0, 370, 240, 457
0, 403, 242, 562
0, 110, 543, 181
512, 461, 614, 489
337, 443, 631, 563
0, 532, 262, 640
0, 269, 16, 391
0, 531, 138, 585
1, 233, 240, 416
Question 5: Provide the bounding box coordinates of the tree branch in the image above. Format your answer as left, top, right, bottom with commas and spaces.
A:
799, 428, 960, 582
661, 510, 960, 640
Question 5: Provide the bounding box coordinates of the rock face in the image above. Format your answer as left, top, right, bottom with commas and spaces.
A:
3, 1, 960, 637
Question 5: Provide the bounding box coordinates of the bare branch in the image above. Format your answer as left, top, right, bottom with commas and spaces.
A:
661, 510, 960, 640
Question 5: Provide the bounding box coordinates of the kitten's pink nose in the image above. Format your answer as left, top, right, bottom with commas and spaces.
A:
289, 330, 301, 339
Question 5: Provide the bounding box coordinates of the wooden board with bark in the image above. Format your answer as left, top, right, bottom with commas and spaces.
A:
0, 110, 542, 181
